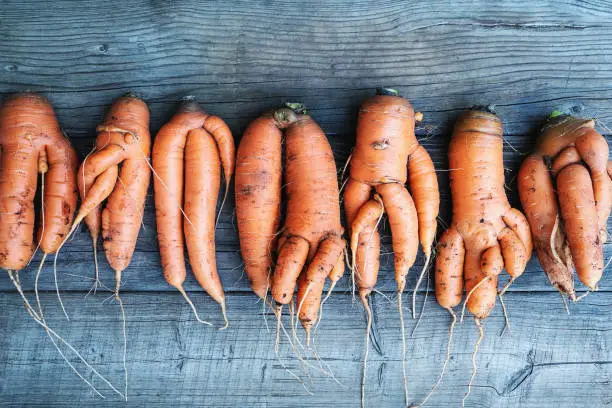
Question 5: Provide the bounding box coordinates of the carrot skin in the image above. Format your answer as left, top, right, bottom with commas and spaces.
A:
349, 197, 384, 295
235, 115, 282, 298
445, 110, 526, 319
501, 208, 533, 258
344, 179, 380, 295
518, 154, 575, 297
0, 93, 78, 269
84, 95, 151, 275
282, 116, 343, 259
102, 157, 150, 273
498, 227, 527, 279
296, 235, 345, 329
202, 115, 235, 189
435, 227, 465, 309
408, 144, 440, 255
281, 114, 343, 329
481, 245, 503, 278
0, 129, 38, 269
374, 183, 419, 291
272, 236, 309, 304
550, 146, 581, 175
575, 130, 612, 242
556, 164, 603, 290
153, 99, 233, 300
346, 92, 438, 298
328, 252, 345, 283
519, 116, 611, 297
350, 95, 415, 185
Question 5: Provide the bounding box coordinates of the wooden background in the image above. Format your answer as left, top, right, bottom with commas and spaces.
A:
1, 1, 611, 406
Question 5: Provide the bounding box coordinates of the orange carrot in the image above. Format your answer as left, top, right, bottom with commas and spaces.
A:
276, 108, 344, 335
69, 93, 151, 399
236, 105, 343, 350
152, 97, 234, 327
518, 114, 611, 296
433, 108, 531, 407
72, 94, 151, 292
0, 93, 125, 398
0, 93, 78, 270
344, 88, 439, 407
235, 112, 283, 299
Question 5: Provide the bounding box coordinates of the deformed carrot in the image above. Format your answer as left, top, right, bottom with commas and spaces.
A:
0, 92, 122, 398
430, 108, 531, 407
344, 89, 439, 407
519, 114, 610, 297
153, 97, 234, 327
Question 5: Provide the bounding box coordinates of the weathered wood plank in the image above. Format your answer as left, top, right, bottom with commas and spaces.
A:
1, 291, 610, 407
2, 0, 612, 138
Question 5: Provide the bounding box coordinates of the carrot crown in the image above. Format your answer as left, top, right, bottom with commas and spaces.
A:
178, 96, 202, 113
376, 88, 400, 96
284, 102, 308, 115
122, 91, 147, 104
542, 111, 573, 130
469, 105, 496, 114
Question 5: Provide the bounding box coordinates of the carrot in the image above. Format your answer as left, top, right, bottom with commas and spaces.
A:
0, 93, 78, 270
275, 107, 344, 334
152, 97, 234, 328
236, 105, 343, 366
344, 88, 439, 408
518, 114, 611, 297
61, 92, 151, 400
0, 92, 125, 398
235, 112, 283, 299
430, 108, 531, 407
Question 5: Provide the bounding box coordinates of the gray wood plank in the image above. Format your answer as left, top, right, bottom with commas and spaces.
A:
2, 0, 612, 136
1, 291, 610, 407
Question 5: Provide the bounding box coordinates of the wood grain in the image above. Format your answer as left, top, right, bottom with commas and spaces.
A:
1, 0, 612, 406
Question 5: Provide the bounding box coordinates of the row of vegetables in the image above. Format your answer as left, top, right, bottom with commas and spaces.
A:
1, 89, 608, 405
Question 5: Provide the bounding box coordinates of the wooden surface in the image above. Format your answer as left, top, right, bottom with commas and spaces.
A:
0, 0, 611, 406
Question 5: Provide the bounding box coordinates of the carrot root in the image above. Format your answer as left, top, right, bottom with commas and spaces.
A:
410, 308, 457, 408
398, 289, 409, 406
463, 318, 484, 408
274, 305, 282, 355
177, 286, 213, 326
113, 269, 129, 402
314, 280, 337, 334
360, 292, 372, 408
498, 293, 511, 336
498, 277, 515, 297
412, 252, 431, 319
8, 270, 124, 399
